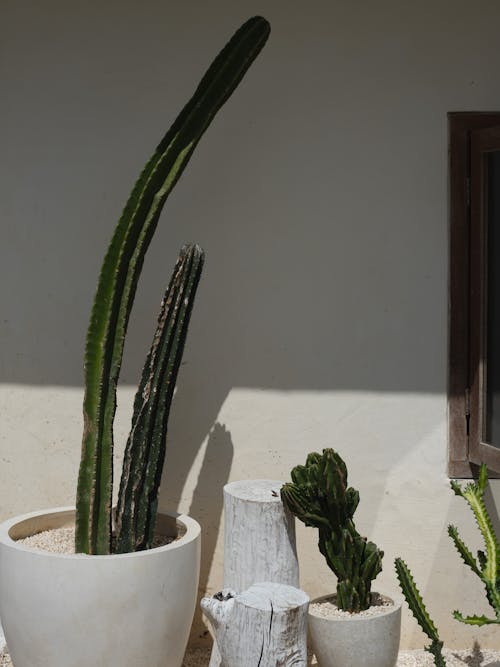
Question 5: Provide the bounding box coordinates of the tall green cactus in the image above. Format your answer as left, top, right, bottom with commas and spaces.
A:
395, 558, 446, 667
448, 464, 500, 625
114, 244, 204, 553
75, 16, 270, 554
281, 449, 384, 612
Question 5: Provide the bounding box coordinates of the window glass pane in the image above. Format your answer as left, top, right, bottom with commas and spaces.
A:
485, 151, 500, 445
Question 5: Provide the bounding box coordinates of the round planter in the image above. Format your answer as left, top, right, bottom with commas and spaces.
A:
308, 593, 401, 667
0, 506, 200, 667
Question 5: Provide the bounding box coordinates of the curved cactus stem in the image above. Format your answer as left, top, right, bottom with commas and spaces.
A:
114, 244, 204, 553
395, 558, 440, 641
453, 611, 500, 626
447, 525, 481, 577
75, 17, 270, 554
395, 558, 446, 667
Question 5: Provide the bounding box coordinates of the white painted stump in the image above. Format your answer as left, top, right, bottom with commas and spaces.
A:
202, 582, 309, 667
208, 480, 299, 667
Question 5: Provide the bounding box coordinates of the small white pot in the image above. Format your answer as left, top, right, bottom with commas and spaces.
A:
308, 593, 401, 667
0, 507, 200, 667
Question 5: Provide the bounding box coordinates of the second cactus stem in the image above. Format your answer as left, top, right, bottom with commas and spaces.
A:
114, 244, 204, 553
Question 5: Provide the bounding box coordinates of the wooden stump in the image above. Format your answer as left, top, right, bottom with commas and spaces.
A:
207, 480, 299, 666
201, 582, 309, 667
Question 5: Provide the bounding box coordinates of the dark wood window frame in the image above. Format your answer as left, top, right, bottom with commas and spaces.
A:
449, 112, 500, 477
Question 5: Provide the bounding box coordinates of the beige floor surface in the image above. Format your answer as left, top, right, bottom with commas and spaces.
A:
2, 645, 500, 666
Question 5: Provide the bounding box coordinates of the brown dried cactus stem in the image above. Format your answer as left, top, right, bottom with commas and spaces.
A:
114, 244, 204, 553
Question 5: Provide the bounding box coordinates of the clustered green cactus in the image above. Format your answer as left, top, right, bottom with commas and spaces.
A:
281, 448, 384, 612
448, 464, 500, 625
395, 558, 446, 667
75, 16, 270, 554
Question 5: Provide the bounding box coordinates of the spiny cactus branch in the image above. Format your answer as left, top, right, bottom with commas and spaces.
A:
394, 558, 446, 667
453, 611, 500, 625
447, 525, 481, 577
75, 17, 270, 554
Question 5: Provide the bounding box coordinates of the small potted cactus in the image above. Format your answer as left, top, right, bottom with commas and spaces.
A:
0, 16, 270, 667
281, 448, 401, 667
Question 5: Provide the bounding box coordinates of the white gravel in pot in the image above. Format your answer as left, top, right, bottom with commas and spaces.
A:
16, 526, 173, 553
309, 592, 394, 618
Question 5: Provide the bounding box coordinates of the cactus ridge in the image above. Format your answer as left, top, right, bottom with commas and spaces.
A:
114, 244, 204, 553
448, 465, 500, 624
394, 558, 446, 667
452, 611, 500, 625
394, 558, 439, 640
447, 525, 481, 577
427, 641, 447, 667
75, 17, 270, 554
281, 448, 383, 612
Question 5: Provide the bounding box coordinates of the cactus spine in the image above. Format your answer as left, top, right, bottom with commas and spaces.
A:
75, 16, 270, 554
281, 449, 383, 612
448, 464, 500, 625
114, 244, 204, 553
394, 558, 446, 667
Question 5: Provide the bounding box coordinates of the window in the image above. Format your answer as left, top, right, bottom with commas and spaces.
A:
449, 112, 500, 477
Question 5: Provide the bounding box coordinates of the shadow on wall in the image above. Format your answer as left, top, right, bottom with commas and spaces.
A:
161, 422, 233, 642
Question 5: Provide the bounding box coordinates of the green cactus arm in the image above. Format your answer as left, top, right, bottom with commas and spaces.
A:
114, 244, 204, 553
478, 462, 488, 493
395, 558, 440, 642
319, 526, 345, 577
447, 525, 481, 577
450, 470, 500, 622
478, 550, 487, 571
464, 492, 499, 585
337, 580, 358, 612
75, 16, 270, 554
426, 640, 447, 667
290, 464, 314, 487
280, 484, 330, 529
360, 541, 384, 580
450, 467, 500, 607
345, 488, 360, 517
452, 611, 500, 626
305, 452, 323, 468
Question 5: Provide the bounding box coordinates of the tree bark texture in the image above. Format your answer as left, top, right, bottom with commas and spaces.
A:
202, 582, 309, 667
208, 480, 299, 667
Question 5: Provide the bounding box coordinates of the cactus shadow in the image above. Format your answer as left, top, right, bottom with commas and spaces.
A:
158, 362, 233, 642
187, 422, 233, 641
453, 640, 500, 666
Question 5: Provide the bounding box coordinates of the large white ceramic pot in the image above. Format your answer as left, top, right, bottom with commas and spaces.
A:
308, 593, 401, 667
0, 507, 200, 667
